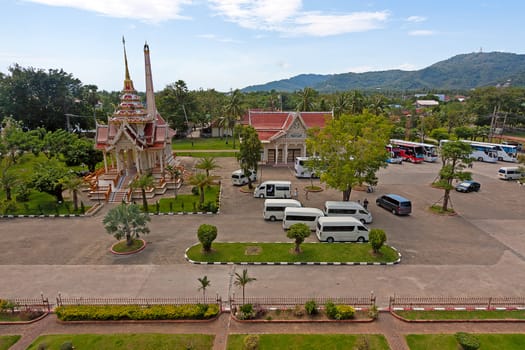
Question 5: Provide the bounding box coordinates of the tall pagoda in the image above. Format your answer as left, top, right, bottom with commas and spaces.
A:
94, 39, 176, 200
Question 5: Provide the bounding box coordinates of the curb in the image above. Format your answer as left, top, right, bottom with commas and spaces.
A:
390, 307, 525, 323
0, 311, 49, 325
184, 243, 401, 266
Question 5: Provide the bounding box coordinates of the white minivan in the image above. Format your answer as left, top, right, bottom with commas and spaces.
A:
316, 216, 369, 243
254, 181, 292, 198
282, 207, 324, 230
498, 166, 523, 180
263, 199, 302, 221
231, 169, 257, 186
323, 201, 373, 224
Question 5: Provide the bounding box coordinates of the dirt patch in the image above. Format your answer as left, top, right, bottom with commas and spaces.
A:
245, 246, 262, 255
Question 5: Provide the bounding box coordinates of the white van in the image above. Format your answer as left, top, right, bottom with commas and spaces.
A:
263, 199, 302, 221
254, 181, 292, 198
498, 167, 523, 180
231, 169, 257, 186
316, 217, 369, 243
323, 201, 373, 224
282, 207, 324, 230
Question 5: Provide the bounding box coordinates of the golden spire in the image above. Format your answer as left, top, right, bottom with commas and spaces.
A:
122, 36, 135, 91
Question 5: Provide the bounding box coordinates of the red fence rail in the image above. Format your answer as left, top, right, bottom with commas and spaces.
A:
389, 296, 525, 310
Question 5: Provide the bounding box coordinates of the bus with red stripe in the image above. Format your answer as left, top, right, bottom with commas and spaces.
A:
389, 139, 425, 163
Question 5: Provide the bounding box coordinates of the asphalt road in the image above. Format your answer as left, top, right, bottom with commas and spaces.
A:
1, 157, 524, 307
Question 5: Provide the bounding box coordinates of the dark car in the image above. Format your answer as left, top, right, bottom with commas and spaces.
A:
375, 194, 412, 215
455, 180, 481, 193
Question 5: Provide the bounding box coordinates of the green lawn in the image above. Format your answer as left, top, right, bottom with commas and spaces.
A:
27, 334, 214, 350
186, 242, 400, 263
1, 190, 89, 216
0, 335, 20, 350
173, 137, 237, 150
227, 334, 389, 350
406, 334, 525, 350
147, 185, 219, 213
175, 151, 237, 157
396, 309, 525, 320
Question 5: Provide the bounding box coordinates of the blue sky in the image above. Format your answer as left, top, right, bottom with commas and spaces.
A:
2, 0, 525, 92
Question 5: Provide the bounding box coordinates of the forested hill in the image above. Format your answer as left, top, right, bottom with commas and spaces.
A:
241, 52, 525, 92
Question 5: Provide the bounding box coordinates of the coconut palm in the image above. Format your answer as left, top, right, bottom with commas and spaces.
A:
131, 173, 155, 212
165, 165, 182, 199
223, 89, 244, 148
103, 203, 150, 246
234, 269, 256, 304
296, 87, 316, 112
188, 173, 214, 205
61, 175, 84, 212
195, 156, 220, 177
0, 158, 18, 201
198, 275, 211, 300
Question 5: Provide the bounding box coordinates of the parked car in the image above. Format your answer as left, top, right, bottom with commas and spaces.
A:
375, 194, 412, 215
455, 180, 480, 193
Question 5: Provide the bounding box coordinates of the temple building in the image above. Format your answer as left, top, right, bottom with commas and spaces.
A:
91, 40, 177, 202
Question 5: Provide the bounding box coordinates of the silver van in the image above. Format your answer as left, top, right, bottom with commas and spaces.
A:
254, 181, 292, 198
498, 167, 523, 180
263, 199, 302, 221
231, 169, 257, 186
282, 207, 324, 230
323, 201, 373, 224
316, 216, 369, 243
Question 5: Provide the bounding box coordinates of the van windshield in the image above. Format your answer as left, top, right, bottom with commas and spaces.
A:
400, 202, 411, 207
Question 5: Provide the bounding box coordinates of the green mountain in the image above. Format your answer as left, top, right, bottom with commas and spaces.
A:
241, 52, 525, 92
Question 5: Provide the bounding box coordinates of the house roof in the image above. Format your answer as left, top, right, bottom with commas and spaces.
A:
243, 110, 332, 141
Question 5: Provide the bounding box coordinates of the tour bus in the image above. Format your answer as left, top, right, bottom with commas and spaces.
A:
254, 181, 292, 198
385, 145, 403, 164
389, 139, 425, 163
498, 166, 523, 180
462, 140, 517, 163
441, 140, 498, 163
323, 201, 373, 224
316, 216, 369, 243
263, 199, 302, 221
294, 156, 320, 178
282, 207, 325, 230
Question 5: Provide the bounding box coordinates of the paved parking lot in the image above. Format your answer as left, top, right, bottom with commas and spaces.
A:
1, 157, 524, 305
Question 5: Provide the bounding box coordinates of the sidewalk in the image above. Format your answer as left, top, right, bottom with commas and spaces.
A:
2, 312, 524, 350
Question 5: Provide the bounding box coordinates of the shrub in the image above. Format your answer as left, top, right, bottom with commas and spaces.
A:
243, 334, 260, 350
369, 228, 386, 253
293, 305, 304, 317
325, 301, 337, 319
15, 184, 31, 202
324, 301, 355, 320
305, 300, 318, 315
237, 303, 256, 320
455, 332, 480, 350
353, 335, 370, 350
60, 342, 74, 350
199, 201, 218, 213
37, 343, 48, 350
367, 305, 379, 320
191, 186, 199, 196
197, 224, 218, 252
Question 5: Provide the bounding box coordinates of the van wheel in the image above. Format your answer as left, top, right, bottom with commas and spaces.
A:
326, 237, 334, 243
357, 237, 365, 243
259, 194, 265, 198
391, 209, 397, 215
498, 157, 503, 161
360, 219, 366, 224
269, 216, 276, 222
477, 157, 483, 161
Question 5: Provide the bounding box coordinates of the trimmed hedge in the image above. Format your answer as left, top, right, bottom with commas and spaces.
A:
455, 332, 480, 350
325, 301, 356, 320
55, 304, 220, 321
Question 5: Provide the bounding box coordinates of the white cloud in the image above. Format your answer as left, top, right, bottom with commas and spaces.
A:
196, 33, 242, 43
406, 15, 426, 22
347, 63, 419, 73
209, 0, 389, 37
408, 30, 435, 36
25, 0, 192, 23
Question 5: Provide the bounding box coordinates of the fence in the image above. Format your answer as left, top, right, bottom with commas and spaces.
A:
389, 296, 525, 310
230, 294, 376, 311
4, 295, 51, 312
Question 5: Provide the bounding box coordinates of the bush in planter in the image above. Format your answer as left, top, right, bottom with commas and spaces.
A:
293, 305, 304, 317
305, 300, 318, 315
243, 334, 260, 350
191, 186, 200, 196
237, 304, 256, 320
324, 301, 355, 320
368, 305, 379, 320
197, 224, 218, 252
455, 332, 480, 350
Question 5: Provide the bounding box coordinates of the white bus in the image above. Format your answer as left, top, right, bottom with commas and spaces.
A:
316, 217, 369, 243
390, 139, 439, 162
461, 141, 498, 163
462, 140, 517, 163
294, 156, 320, 178
254, 181, 292, 198
282, 207, 324, 230
323, 201, 373, 224
263, 199, 302, 221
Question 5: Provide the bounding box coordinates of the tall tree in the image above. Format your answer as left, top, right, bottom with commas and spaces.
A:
188, 173, 214, 205
234, 269, 256, 304
434, 141, 473, 211
131, 173, 155, 212
296, 87, 316, 112
103, 203, 151, 246
31, 159, 67, 202
195, 156, 220, 177
306, 112, 392, 201
236, 125, 262, 189
0, 158, 17, 201
198, 275, 211, 299
61, 175, 84, 212
286, 223, 311, 254
223, 89, 244, 148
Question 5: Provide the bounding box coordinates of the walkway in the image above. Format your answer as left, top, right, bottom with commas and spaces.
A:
2, 312, 524, 350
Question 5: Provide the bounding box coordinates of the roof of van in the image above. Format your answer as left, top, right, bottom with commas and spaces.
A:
284, 207, 324, 215
259, 180, 291, 185
264, 199, 301, 205
384, 194, 411, 202
318, 216, 362, 223
324, 201, 364, 208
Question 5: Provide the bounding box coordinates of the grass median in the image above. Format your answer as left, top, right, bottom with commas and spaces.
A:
406, 334, 525, 350
186, 242, 400, 263
395, 309, 525, 320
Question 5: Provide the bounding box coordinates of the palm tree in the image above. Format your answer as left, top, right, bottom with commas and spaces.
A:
103, 203, 151, 246
198, 275, 211, 300
61, 175, 84, 212
234, 268, 256, 304
0, 158, 18, 201
223, 89, 243, 148
131, 173, 155, 212
188, 173, 214, 205
348, 90, 365, 115
332, 92, 349, 119
165, 165, 182, 199
195, 156, 220, 177
296, 87, 316, 112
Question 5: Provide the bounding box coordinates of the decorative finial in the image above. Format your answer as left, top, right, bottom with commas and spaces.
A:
123, 36, 130, 81
144, 41, 149, 51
